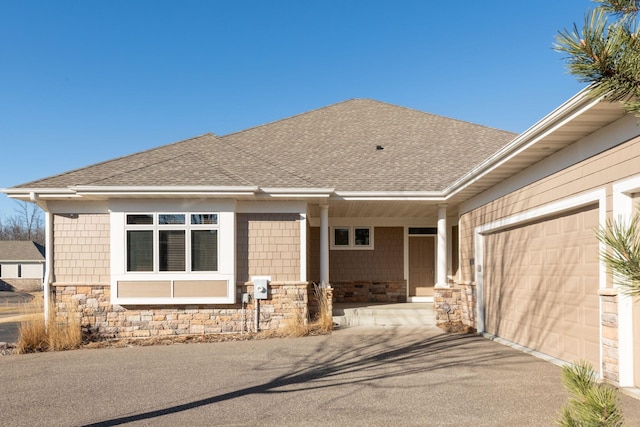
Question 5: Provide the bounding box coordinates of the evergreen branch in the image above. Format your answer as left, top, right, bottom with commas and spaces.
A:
596, 212, 640, 297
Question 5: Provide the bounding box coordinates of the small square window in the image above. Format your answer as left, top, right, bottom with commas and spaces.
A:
191, 214, 218, 225
334, 227, 350, 246
126, 214, 154, 225
354, 227, 371, 246
159, 214, 185, 225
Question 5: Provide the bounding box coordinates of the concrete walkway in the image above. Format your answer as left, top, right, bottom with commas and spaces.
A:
1, 324, 640, 426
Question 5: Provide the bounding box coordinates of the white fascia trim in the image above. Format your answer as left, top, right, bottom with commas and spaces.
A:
2, 188, 78, 200
444, 88, 602, 198
611, 175, 640, 387
475, 189, 606, 235
72, 185, 259, 196
334, 191, 445, 201
261, 187, 335, 198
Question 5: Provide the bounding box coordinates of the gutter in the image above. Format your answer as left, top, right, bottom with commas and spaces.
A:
442, 87, 603, 199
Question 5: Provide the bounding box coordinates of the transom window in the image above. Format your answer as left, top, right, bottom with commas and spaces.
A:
331, 226, 373, 250
125, 213, 219, 273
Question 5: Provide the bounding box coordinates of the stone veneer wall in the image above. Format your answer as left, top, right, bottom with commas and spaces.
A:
331, 281, 406, 303
599, 288, 619, 384
54, 282, 311, 339
434, 281, 476, 327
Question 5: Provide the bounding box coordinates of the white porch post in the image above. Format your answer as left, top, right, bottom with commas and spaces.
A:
436, 204, 448, 287
319, 204, 330, 287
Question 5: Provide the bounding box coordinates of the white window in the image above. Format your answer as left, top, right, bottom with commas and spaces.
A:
125, 213, 219, 273
331, 226, 373, 250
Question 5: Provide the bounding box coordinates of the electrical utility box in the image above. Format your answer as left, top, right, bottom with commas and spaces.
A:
254, 278, 269, 300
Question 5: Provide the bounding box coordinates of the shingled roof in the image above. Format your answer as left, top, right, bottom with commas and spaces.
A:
13, 99, 516, 192
0, 241, 45, 261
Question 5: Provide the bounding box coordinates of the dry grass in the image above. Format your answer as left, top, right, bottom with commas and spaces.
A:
437, 321, 477, 334
48, 313, 82, 351
16, 299, 82, 353
312, 284, 333, 333
278, 309, 310, 337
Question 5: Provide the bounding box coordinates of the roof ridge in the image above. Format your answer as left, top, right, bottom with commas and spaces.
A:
219, 99, 362, 138
358, 98, 518, 135
13, 133, 218, 188
220, 99, 515, 138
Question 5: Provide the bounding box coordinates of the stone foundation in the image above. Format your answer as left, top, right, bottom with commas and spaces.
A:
599, 288, 619, 384
434, 281, 476, 328
331, 281, 406, 303
53, 281, 312, 339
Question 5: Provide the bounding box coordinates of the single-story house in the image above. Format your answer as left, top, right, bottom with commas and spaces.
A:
3, 89, 640, 388
0, 241, 45, 292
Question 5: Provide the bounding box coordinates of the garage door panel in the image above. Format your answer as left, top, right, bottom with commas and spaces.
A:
484, 205, 600, 370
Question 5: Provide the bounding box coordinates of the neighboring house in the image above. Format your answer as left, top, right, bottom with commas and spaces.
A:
0, 241, 45, 292
3, 92, 640, 389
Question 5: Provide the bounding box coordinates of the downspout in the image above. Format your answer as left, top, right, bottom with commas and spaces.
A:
30, 192, 52, 326
43, 211, 53, 326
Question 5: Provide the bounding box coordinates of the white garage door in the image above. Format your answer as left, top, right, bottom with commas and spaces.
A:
483, 205, 600, 369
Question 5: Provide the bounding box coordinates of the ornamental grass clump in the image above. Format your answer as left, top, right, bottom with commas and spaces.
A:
16, 300, 82, 353
279, 308, 310, 338
312, 283, 333, 333
558, 361, 624, 427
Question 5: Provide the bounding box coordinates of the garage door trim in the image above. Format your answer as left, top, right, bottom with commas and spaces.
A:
473, 188, 606, 354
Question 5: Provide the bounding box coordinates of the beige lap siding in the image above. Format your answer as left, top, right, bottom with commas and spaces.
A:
53, 214, 110, 284
459, 134, 640, 281
308, 227, 404, 282
236, 213, 301, 283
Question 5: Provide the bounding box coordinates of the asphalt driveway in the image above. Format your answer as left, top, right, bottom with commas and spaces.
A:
1, 325, 640, 427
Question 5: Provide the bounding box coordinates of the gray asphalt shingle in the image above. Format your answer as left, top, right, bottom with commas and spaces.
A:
12, 99, 516, 192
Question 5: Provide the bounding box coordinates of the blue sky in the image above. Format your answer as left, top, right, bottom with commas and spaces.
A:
1, 0, 594, 217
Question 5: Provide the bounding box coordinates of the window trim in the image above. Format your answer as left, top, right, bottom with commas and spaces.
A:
111, 208, 235, 305
124, 212, 219, 274
330, 226, 374, 250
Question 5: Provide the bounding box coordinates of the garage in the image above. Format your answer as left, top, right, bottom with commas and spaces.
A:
483, 204, 601, 370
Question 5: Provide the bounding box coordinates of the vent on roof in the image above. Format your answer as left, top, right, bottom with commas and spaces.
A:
376, 145, 384, 150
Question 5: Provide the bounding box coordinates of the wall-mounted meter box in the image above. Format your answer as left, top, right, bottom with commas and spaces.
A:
254, 278, 269, 300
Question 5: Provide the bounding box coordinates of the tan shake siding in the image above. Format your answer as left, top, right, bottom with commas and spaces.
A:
459, 134, 640, 282
236, 213, 301, 283
309, 226, 404, 282
53, 213, 110, 284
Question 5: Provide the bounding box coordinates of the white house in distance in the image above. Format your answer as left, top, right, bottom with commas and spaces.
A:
3, 88, 640, 390
0, 241, 45, 292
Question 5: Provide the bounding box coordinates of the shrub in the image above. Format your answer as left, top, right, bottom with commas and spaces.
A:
558, 361, 624, 427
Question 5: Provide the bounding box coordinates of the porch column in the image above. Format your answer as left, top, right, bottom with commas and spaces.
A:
436, 204, 448, 287
319, 204, 330, 287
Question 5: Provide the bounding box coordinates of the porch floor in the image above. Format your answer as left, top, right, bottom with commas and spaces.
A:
332, 302, 436, 328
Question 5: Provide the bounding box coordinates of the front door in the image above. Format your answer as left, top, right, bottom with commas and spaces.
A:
409, 236, 435, 296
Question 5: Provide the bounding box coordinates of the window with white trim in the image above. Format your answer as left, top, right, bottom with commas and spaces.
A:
331, 226, 373, 249
125, 213, 219, 273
